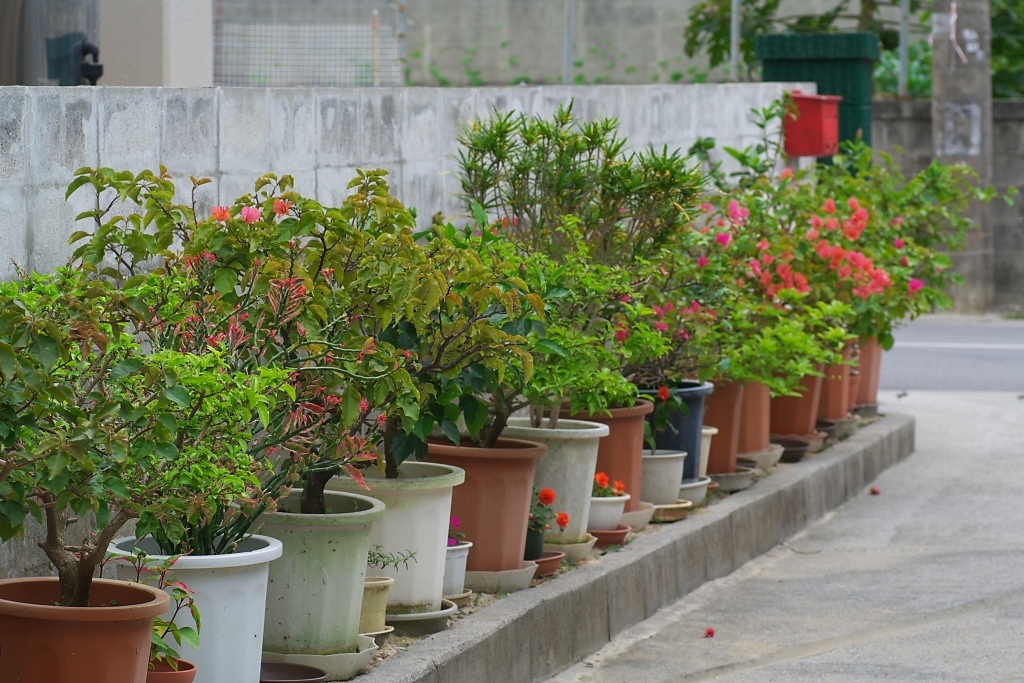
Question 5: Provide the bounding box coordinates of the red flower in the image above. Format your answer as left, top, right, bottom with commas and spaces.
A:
556, 512, 570, 528
273, 198, 294, 216
539, 488, 557, 505
658, 385, 671, 402
614, 480, 626, 494
594, 472, 610, 488
211, 206, 231, 221
823, 198, 837, 215
704, 628, 715, 638
615, 324, 630, 343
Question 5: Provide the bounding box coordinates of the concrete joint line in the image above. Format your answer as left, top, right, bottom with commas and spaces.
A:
361, 413, 915, 683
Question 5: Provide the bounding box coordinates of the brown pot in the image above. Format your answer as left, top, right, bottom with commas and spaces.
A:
848, 373, 861, 410
428, 437, 546, 573
702, 380, 745, 475
559, 401, 654, 512
0, 577, 170, 683
147, 659, 198, 683
770, 373, 824, 436
856, 337, 883, 406
736, 381, 771, 455
817, 347, 852, 421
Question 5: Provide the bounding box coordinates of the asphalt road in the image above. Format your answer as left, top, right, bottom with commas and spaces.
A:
882, 314, 1024, 392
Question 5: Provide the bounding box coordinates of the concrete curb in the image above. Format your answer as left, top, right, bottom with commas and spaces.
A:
360, 413, 915, 683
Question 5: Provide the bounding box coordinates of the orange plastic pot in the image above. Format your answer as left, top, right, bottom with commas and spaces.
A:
147, 659, 198, 683
856, 337, 883, 406
818, 347, 853, 421
770, 372, 824, 437
848, 373, 861, 410
736, 381, 771, 455
559, 401, 654, 512
0, 577, 170, 683
428, 438, 546, 573
703, 380, 745, 474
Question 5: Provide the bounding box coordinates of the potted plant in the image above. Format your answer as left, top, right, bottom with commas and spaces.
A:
524, 488, 569, 561
360, 546, 414, 635
0, 269, 280, 683
588, 473, 630, 532
442, 517, 472, 600
110, 548, 202, 682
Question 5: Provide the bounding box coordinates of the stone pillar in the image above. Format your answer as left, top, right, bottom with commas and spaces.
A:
98, 0, 213, 87
931, 0, 993, 312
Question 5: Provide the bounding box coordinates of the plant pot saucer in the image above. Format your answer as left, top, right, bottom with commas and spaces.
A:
358, 624, 395, 646
464, 561, 538, 594
651, 499, 694, 523
771, 431, 826, 453
591, 524, 632, 548
709, 466, 757, 493
853, 403, 878, 418
771, 437, 812, 463
678, 476, 712, 506
442, 589, 473, 608
544, 533, 598, 564
619, 501, 655, 531
259, 661, 327, 682
385, 600, 459, 636
833, 415, 860, 439
262, 634, 376, 682
738, 443, 785, 471
815, 419, 838, 442
534, 550, 566, 577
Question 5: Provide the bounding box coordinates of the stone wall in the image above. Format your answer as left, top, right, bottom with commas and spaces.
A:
0, 82, 809, 281
873, 99, 1024, 310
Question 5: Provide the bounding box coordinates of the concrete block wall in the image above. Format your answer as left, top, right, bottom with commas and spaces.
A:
0, 82, 810, 282
873, 99, 1024, 310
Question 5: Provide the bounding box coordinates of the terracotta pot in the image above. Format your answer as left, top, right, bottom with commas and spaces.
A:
770, 373, 824, 436
148, 659, 198, 683
736, 381, 771, 455
702, 380, 745, 475
559, 401, 655, 512
428, 437, 546, 573
856, 337, 883, 406
848, 373, 861, 409
0, 577, 170, 683
534, 550, 565, 577
818, 347, 853, 421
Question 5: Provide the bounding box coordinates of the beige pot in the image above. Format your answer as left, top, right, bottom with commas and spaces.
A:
359, 576, 395, 634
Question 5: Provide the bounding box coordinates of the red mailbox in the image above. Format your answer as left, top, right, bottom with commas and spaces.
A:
784, 91, 842, 157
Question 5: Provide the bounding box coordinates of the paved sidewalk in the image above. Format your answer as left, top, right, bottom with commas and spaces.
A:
550, 391, 1024, 682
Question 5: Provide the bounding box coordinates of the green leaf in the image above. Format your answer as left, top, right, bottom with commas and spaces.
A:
155, 442, 179, 460
0, 342, 18, 381
532, 339, 567, 358
176, 626, 200, 650
110, 358, 143, 379
460, 396, 487, 436
104, 477, 130, 499
441, 418, 461, 445
214, 268, 237, 295
33, 335, 59, 370
163, 385, 191, 408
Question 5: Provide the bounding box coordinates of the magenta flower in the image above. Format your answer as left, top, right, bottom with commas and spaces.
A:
654, 322, 669, 332
715, 233, 732, 248
697, 255, 710, 268
450, 516, 461, 529
727, 200, 749, 225
447, 538, 458, 547
908, 278, 925, 295
241, 206, 261, 224
894, 238, 905, 249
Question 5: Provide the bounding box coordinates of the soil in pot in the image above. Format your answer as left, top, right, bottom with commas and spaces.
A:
703, 380, 745, 475
428, 438, 546, 573
148, 659, 198, 683
560, 401, 654, 511
0, 577, 169, 683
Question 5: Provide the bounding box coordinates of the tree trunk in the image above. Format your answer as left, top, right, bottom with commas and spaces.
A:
300, 468, 338, 514
383, 415, 401, 479
858, 0, 877, 30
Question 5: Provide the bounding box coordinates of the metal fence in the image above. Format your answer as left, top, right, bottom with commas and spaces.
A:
213, 0, 405, 87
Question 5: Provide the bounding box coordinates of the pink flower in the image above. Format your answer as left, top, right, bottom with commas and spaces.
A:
715, 233, 732, 248
823, 198, 837, 215
697, 255, 710, 268
700, 202, 714, 213
212, 206, 231, 221
654, 322, 669, 332
615, 324, 630, 343
447, 538, 458, 547
359, 397, 371, 412
241, 206, 261, 224
806, 229, 820, 241
757, 239, 770, 251
901, 256, 910, 267
908, 278, 925, 295
727, 200, 749, 225
451, 516, 461, 529
652, 305, 665, 318
892, 217, 905, 227
749, 259, 762, 276
619, 294, 632, 303
780, 167, 794, 180
894, 238, 905, 249
848, 197, 861, 210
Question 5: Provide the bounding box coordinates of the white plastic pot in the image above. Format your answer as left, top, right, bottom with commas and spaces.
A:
442, 541, 473, 597
641, 450, 687, 505
502, 417, 609, 544
108, 534, 282, 683
587, 493, 630, 531
699, 426, 719, 479
328, 461, 465, 614
258, 490, 385, 658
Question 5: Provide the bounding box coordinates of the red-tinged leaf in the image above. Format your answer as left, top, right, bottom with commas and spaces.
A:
343, 464, 370, 491
167, 579, 194, 594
